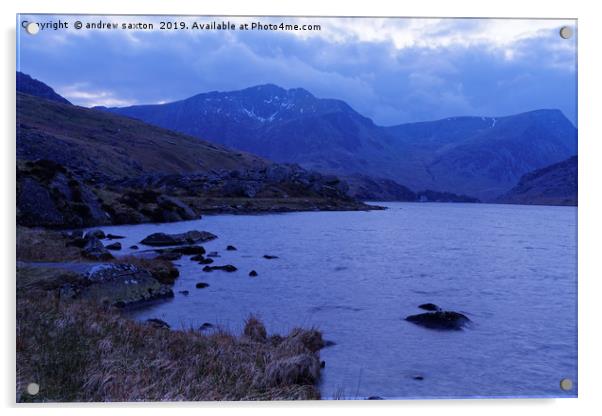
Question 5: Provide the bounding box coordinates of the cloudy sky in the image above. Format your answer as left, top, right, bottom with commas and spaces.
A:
17, 15, 577, 125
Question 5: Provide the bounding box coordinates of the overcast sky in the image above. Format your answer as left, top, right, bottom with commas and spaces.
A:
17, 15, 577, 125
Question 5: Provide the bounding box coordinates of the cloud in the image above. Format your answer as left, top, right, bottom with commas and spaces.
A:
17, 14, 577, 125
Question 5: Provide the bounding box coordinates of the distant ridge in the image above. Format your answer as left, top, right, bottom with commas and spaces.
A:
104, 84, 577, 201
497, 156, 577, 206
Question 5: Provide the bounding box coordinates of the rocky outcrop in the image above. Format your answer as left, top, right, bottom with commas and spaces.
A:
140, 230, 217, 247
82, 263, 174, 306
17, 160, 111, 228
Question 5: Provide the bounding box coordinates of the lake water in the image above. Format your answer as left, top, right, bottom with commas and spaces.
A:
96, 202, 578, 399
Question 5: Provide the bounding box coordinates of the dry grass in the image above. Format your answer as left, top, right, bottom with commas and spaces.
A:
16, 226, 84, 262
16, 292, 323, 402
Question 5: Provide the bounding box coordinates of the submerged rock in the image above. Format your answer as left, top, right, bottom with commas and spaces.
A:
226, 245, 237, 251
170, 245, 206, 255
179, 290, 189, 296
405, 311, 470, 330
418, 303, 441, 312
199, 322, 214, 331
263, 255, 278, 260
130, 245, 139, 250
155, 252, 182, 261
106, 233, 125, 240
195, 282, 210, 289
140, 230, 217, 246
249, 270, 258, 277
202, 265, 237, 273
207, 251, 220, 258
106, 242, 122, 251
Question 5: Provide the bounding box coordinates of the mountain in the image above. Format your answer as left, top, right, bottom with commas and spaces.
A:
343, 175, 479, 203
497, 156, 577, 206
17, 78, 373, 228
17, 71, 71, 105
103, 85, 577, 201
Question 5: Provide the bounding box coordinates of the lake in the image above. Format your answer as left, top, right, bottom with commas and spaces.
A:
96, 202, 578, 399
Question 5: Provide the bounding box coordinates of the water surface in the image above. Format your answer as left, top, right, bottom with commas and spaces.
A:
97, 202, 578, 399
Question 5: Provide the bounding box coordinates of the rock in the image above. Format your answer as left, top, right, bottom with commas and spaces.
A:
17, 177, 64, 227
140, 230, 217, 246
106, 242, 122, 251
202, 265, 237, 272
130, 245, 139, 250
156, 252, 182, 261
413, 375, 424, 381
157, 195, 197, 219
147, 318, 170, 329
81, 237, 113, 261
249, 270, 258, 277
367, 396, 384, 400
190, 254, 205, 261
418, 303, 441, 312
323, 340, 336, 348
207, 251, 220, 258
263, 255, 278, 259
85, 229, 106, 240
195, 282, 210, 289
199, 258, 214, 265
106, 233, 125, 239
81, 263, 174, 307
199, 322, 214, 331
179, 290, 189, 296
226, 245, 237, 251
405, 311, 471, 330
320, 361, 326, 368
172, 245, 205, 255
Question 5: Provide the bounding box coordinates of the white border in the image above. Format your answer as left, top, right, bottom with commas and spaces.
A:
2, 1, 601, 415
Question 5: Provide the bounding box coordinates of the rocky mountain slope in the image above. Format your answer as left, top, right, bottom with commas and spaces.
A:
497, 156, 577, 206
16, 78, 374, 228
17, 72, 71, 105
104, 84, 577, 202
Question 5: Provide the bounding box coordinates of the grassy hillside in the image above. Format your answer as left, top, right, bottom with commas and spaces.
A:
17, 92, 267, 181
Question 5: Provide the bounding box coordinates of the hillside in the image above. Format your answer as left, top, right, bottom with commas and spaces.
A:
17, 72, 71, 105
104, 85, 577, 201
17, 86, 374, 228
497, 156, 577, 206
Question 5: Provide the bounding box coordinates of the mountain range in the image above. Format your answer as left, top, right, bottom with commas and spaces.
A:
102, 84, 577, 201
16, 73, 370, 228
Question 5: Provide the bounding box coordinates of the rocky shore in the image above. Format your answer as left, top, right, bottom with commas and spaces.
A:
17, 159, 381, 229
16, 224, 329, 401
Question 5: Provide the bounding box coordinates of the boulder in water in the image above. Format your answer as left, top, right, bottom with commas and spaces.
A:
106, 242, 122, 251
140, 230, 217, 246
405, 311, 470, 330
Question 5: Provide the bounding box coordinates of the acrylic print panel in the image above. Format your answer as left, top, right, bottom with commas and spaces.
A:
15, 15, 577, 401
